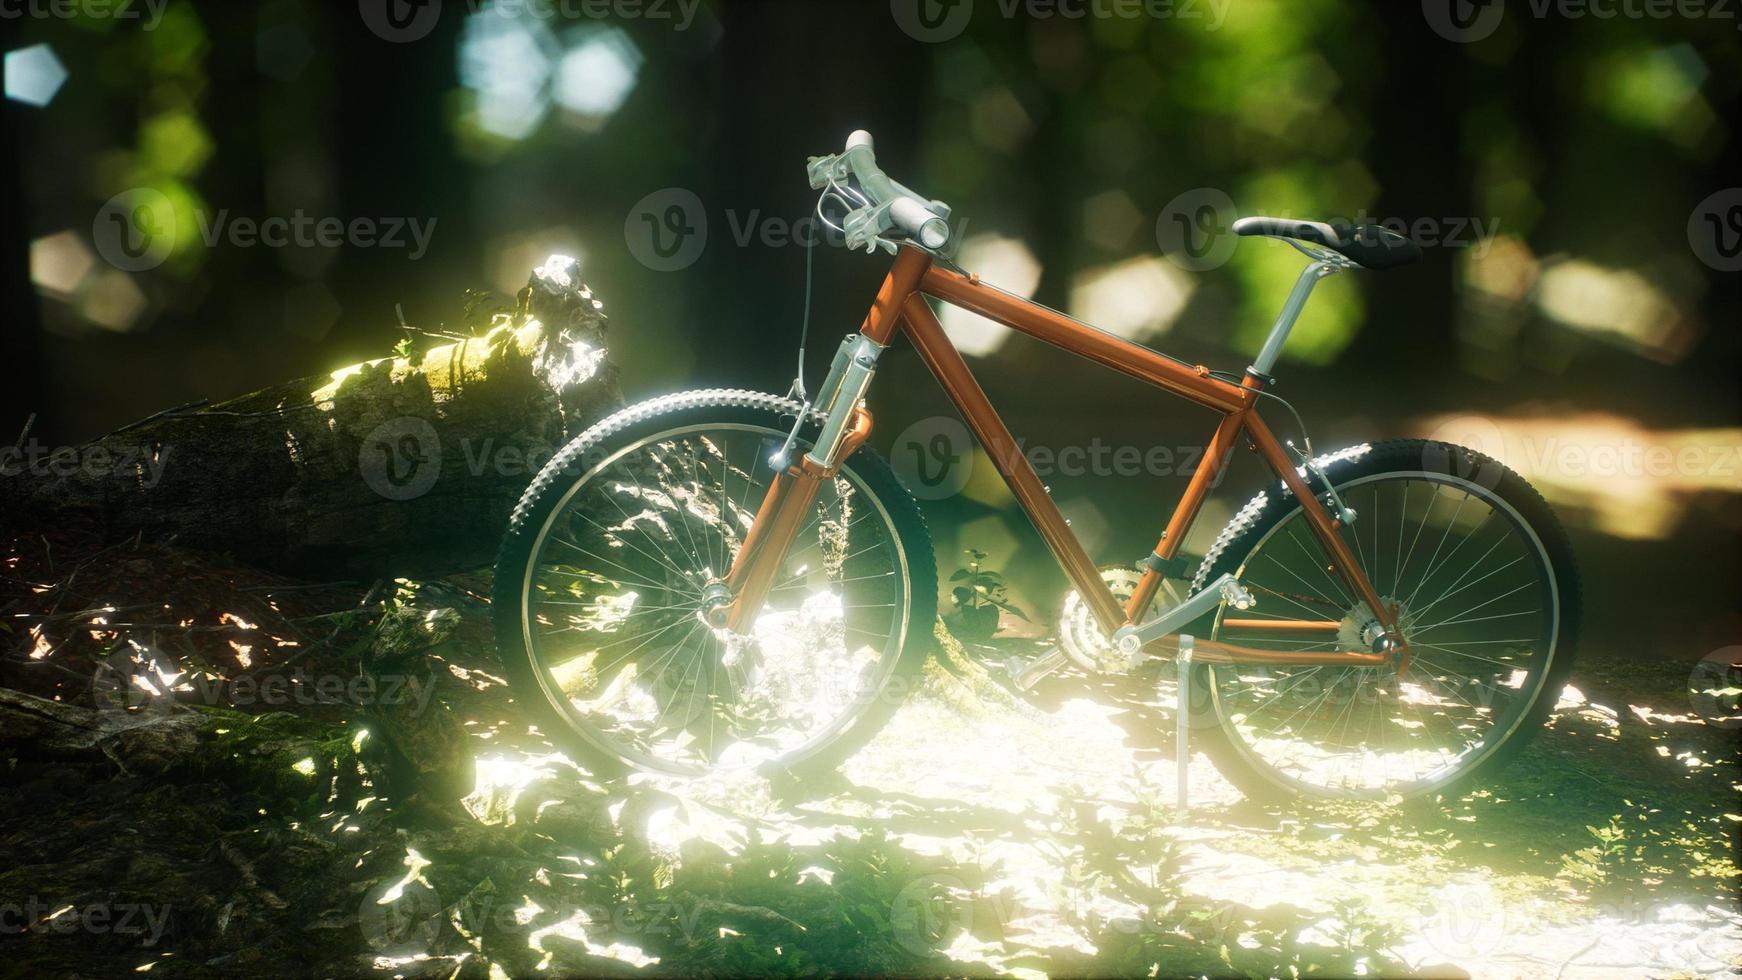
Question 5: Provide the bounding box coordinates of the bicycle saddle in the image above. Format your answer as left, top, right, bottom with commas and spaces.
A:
1231, 217, 1422, 270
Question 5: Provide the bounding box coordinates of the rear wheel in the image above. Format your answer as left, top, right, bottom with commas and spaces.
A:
1190, 440, 1580, 802
493, 390, 936, 779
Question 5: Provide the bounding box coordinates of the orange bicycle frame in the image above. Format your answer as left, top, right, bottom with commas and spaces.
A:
723, 246, 1399, 668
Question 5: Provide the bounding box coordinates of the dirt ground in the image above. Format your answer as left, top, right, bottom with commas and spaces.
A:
3, 549, 1737, 978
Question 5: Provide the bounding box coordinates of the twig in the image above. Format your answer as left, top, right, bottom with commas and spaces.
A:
1552, 934, 1602, 980
279, 580, 385, 669
103, 398, 210, 438
219, 839, 289, 910
11, 413, 36, 454
239, 581, 361, 594
9, 657, 90, 683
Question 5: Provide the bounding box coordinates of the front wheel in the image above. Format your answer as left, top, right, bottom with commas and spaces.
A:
493, 389, 936, 779
1189, 439, 1581, 803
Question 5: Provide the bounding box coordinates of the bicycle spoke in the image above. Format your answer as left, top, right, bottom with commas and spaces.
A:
520, 418, 912, 775
1211, 469, 1559, 798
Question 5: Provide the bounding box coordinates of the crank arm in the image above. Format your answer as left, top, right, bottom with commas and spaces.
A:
1110, 573, 1253, 658
1011, 648, 1069, 690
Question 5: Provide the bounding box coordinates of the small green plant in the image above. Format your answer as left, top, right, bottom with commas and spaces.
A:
1560, 807, 1639, 889
946, 549, 1027, 641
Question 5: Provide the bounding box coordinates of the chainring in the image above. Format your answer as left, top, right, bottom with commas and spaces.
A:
1057, 566, 1182, 673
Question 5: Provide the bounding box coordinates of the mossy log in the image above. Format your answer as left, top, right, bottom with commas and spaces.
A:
0, 256, 621, 580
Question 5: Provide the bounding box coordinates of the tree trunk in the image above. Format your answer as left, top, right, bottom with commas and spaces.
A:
0, 256, 621, 580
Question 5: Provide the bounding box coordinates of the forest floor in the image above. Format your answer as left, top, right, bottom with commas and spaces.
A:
2, 543, 1737, 978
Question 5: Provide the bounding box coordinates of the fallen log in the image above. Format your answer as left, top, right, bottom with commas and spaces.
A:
0, 255, 621, 580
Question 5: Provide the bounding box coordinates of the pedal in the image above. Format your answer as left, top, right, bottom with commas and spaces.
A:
1220, 579, 1255, 610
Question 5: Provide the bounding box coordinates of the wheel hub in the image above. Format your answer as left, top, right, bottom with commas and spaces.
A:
699, 581, 735, 628
1339, 595, 1416, 656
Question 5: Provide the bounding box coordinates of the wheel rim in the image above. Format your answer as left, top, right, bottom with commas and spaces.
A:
1208, 472, 1561, 799
519, 422, 912, 776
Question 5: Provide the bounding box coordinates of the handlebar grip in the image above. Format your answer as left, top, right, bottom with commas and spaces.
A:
888, 197, 950, 249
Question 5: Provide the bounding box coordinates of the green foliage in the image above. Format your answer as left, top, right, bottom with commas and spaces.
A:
946, 548, 1028, 642
1043, 773, 1415, 978
1552, 798, 1702, 897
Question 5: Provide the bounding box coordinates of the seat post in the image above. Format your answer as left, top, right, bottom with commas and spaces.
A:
1249, 258, 1344, 377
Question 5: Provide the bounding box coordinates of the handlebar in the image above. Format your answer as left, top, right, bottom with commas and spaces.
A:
807, 130, 953, 253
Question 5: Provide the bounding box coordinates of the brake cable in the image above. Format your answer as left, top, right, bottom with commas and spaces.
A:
786, 175, 874, 406
1211, 371, 1357, 524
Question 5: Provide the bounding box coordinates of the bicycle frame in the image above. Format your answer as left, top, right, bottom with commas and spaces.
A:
721, 246, 1400, 669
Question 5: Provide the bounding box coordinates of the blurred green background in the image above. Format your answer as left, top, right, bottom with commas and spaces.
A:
4, 0, 1738, 658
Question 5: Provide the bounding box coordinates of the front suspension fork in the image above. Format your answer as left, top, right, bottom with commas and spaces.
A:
714, 335, 885, 633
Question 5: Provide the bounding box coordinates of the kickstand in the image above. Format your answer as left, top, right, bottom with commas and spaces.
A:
1176, 635, 1193, 812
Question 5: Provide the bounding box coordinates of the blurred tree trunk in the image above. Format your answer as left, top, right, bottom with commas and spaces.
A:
328, 0, 471, 346
0, 258, 620, 580
1, 98, 46, 444
1344, 5, 1469, 377
695, 0, 933, 393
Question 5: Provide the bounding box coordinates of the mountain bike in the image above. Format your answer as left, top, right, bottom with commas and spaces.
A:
493, 131, 1580, 803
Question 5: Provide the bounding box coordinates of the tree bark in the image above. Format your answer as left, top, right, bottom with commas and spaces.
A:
0, 256, 621, 580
